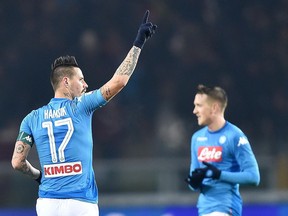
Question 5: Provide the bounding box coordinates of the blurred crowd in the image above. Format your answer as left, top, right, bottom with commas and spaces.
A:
1, 0, 288, 163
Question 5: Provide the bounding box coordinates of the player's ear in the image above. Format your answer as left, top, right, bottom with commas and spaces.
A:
63, 77, 69, 87
215, 102, 223, 113
211, 102, 219, 113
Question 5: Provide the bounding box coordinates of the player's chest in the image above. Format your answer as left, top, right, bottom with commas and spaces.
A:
195, 134, 230, 162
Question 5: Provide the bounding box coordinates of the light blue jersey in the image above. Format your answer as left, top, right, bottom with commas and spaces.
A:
190, 121, 260, 216
18, 90, 107, 203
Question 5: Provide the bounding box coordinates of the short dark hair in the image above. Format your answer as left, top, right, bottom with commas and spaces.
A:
196, 84, 228, 110
50, 55, 79, 91
51, 55, 79, 71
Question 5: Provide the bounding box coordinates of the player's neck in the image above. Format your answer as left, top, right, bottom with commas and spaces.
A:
54, 89, 73, 100
208, 117, 226, 132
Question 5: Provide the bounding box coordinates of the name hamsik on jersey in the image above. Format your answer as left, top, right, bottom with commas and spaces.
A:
190, 121, 260, 216
19, 90, 107, 204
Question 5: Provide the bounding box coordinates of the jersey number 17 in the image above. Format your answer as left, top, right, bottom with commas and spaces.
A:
42, 118, 74, 163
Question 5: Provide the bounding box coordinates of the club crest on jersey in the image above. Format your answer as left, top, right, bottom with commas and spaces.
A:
219, 135, 227, 144
198, 146, 223, 162
44, 161, 82, 178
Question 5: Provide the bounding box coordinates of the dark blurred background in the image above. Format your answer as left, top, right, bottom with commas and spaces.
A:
1, 0, 288, 213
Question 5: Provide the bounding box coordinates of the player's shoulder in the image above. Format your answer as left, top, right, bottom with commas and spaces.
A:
224, 121, 250, 147
225, 121, 245, 135
24, 102, 51, 120
25, 108, 41, 118
192, 126, 208, 139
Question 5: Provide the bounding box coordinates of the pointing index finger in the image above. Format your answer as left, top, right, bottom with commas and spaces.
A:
142, 10, 150, 24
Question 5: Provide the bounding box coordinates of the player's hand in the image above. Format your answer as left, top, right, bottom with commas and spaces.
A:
35, 171, 42, 184
203, 161, 221, 179
185, 167, 208, 190
133, 10, 157, 49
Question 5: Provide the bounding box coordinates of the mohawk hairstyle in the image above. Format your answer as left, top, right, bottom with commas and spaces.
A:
51, 55, 79, 71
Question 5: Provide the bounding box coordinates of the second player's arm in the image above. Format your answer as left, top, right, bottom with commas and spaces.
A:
100, 46, 141, 101
220, 143, 260, 186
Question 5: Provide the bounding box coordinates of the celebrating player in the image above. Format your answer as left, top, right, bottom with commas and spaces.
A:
11, 10, 157, 216
186, 84, 260, 216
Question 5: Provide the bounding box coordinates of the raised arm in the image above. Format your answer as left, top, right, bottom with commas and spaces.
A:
100, 10, 157, 101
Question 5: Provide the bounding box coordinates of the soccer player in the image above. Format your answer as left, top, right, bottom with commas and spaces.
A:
186, 84, 260, 216
11, 10, 157, 216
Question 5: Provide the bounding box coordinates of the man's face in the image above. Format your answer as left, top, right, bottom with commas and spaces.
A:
193, 93, 213, 126
68, 68, 88, 98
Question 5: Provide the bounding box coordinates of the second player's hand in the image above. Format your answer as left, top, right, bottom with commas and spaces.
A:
203, 161, 221, 179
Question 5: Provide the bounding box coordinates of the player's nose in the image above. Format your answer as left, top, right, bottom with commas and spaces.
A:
193, 107, 197, 114
83, 81, 88, 88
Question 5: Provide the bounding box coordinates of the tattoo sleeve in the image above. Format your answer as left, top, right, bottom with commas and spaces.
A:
104, 87, 111, 98
115, 46, 141, 76
100, 46, 141, 100
12, 141, 39, 179
16, 143, 25, 154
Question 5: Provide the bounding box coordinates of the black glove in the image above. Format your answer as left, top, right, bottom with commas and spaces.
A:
203, 161, 221, 179
185, 167, 208, 189
133, 10, 157, 49
35, 171, 42, 184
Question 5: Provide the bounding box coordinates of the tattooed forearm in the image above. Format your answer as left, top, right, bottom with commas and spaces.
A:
12, 154, 31, 175
13, 144, 31, 174
12, 142, 39, 179
16, 143, 25, 153
115, 46, 141, 76
20, 160, 32, 175
104, 86, 112, 97
14, 157, 39, 179
100, 46, 141, 101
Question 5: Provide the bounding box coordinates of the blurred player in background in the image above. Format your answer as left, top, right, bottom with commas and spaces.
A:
186, 84, 260, 216
11, 10, 157, 216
